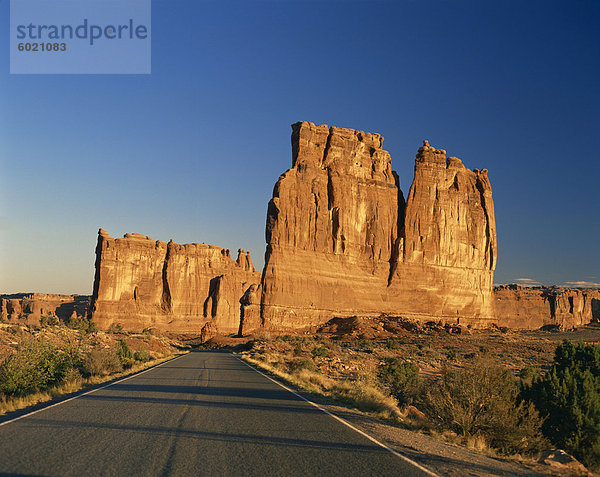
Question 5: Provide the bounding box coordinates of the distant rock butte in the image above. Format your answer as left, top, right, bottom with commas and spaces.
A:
256, 121, 497, 333
495, 285, 600, 329
0, 294, 89, 325
86, 122, 598, 334
90, 229, 260, 333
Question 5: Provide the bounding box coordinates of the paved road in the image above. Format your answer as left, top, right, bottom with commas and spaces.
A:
0, 351, 433, 476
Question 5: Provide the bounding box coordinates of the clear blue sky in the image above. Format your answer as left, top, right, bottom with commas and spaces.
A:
1, 0, 598, 294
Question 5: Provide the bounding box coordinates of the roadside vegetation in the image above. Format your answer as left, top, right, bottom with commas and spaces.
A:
0, 320, 184, 416
239, 324, 600, 472
523, 340, 600, 470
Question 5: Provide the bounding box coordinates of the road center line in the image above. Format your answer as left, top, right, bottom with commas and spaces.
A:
235, 355, 440, 477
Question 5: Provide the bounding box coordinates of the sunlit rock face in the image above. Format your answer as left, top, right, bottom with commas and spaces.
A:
0, 293, 89, 325
495, 285, 600, 329
90, 229, 260, 333
387, 140, 497, 324
256, 122, 498, 332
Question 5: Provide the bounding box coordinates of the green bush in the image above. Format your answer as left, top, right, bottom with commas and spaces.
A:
81, 349, 122, 376
294, 343, 303, 355
39, 315, 59, 327
66, 316, 96, 333
385, 339, 401, 350
134, 347, 152, 362
421, 361, 546, 455
377, 358, 421, 406
0, 341, 80, 396
107, 322, 123, 333
523, 340, 600, 470
312, 345, 328, 357
518, 366, 540, 386
287, 357, 318, 373
117, 339, 134, 368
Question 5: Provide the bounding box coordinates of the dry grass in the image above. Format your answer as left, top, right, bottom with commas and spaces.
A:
240, 353, 401, 420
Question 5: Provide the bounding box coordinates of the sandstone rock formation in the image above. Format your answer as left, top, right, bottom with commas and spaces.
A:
239, 284, 262, 335
87, 122, 598, 335
255, 121, 497, 333
90, 229, 261, 333
0, 294, 90, 325
494, 285, 600, 329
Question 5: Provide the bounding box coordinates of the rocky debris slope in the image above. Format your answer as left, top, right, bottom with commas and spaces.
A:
255, 121, 497, 333
495, 285, 600, 329
90, 229, 260, 333
0, 294, 90, 325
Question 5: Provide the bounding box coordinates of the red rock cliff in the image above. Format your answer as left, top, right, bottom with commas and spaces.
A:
0, 293, 90, 325
256, 122, 497, 332
90, 229, 260, 333
495, 285, 600, 329
387, 141, 497, 323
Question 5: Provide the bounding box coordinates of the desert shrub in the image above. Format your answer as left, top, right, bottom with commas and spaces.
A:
0, 341, 79, 396
479, 345, 490, 355
66, 316, 96, 333
331, 380, 398, 416
312, 345, 328, 357
343, 339, 374, 351
287, 357, 318, 373
117, 339, 134, 368
276, 334, 294, 342
385, 339, 401, 350
446, 349, 457, 361
377, 358, 421, 406
294, 343, 303, 355
133, 346, 151, 362
81, 349, 122, 376
107, 322, 123, 333
61, 366, 82, 383
39, 315, 59, 327
523, 340, 600, 470
518, 366, 540, 386
421, 361, 546, 455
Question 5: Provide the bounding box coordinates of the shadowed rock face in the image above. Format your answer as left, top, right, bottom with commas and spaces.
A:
90, 229, 260, 333
256, 121, 497, 332
494, 285, 600, 329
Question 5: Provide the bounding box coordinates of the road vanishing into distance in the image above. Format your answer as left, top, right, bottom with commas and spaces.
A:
0, 351, 434, 476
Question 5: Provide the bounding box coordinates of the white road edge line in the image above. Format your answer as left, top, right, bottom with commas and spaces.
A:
235, 355, 440, 477
0, 353, 187, 428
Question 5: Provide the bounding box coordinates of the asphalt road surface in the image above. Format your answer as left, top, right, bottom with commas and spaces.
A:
0, 351, 435, 476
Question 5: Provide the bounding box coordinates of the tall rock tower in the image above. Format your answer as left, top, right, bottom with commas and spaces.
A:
255, 122, 497, 332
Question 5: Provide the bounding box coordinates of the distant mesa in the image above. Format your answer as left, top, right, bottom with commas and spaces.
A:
89, 230, 260, 334
0, 294, 89, 325
6, 121, 592, 335
495, 284, 600, 329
